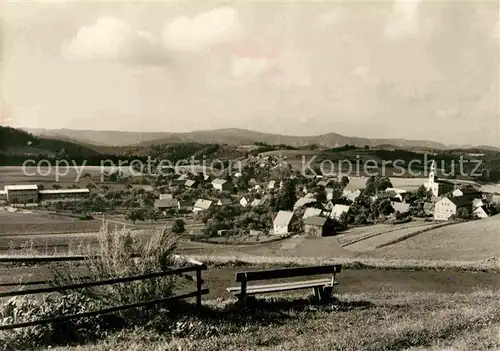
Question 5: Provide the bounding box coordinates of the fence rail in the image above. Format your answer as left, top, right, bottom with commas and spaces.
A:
0, 255, 208, 330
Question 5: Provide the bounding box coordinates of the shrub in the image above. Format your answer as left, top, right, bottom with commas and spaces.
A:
0, 293, 119, 348
51, 224, 179, 308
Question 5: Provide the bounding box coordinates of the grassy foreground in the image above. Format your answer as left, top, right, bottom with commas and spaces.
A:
46, 290, 500, 351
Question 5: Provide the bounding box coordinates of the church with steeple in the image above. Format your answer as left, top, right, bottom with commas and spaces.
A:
424, 160, 454, 197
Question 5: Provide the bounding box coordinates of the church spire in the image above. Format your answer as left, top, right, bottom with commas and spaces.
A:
429, 160, 437, 184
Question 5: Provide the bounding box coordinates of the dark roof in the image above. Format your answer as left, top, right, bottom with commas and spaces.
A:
449, 197, 473, 207
457, 187, 481, 195
303, 216, 327, 226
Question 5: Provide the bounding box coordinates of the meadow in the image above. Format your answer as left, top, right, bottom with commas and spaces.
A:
40, 290, 500, 351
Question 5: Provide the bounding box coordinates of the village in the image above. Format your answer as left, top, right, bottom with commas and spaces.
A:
1, 154, 499, 240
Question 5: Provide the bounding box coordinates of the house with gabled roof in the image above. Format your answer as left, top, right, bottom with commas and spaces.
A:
193, 199, 213, 212
154, 198, 180, 210
293, 196, 317, 210
434, 196, 473, 221
303, 207, 322, 219
473, 206, 490, 219
212, 178, 233, 192
452, 187, 482, 200
330, 204, 350, 220
273, 210, 296, 235
303, 216, 335, 237
184, 179, 197, 188
239, 197, 249, 207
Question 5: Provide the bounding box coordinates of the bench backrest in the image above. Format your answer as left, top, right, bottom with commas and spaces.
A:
235, 264, 342, 282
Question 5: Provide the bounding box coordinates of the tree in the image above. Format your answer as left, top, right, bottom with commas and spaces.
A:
456, 207, 473, 220
172, 219, 186, 234
415, 185, 432, 201
340, 176, 349, 188
315, 187, 327, 203
365, 175, 393, 195
52, 184, 62, 190
378, 199, 395, 216
126, 209, 145, 224
275, 179, 297, 211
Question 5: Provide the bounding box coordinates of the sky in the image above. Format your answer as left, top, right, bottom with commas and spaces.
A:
1, 0, 499, 146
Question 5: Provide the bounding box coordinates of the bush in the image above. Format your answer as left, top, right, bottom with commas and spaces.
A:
52, 225, 178, 307
0, 293, 119, 348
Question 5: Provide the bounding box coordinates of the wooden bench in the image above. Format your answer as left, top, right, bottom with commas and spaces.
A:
227, 264, 341, 305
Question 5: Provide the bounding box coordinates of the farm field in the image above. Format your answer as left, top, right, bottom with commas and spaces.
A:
344, 222, 454, 251
336, 221, 435, 246
368, 214, 500, 262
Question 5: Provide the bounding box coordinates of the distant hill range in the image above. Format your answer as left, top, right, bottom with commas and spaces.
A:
24, 127, 499, 151
0, 126, 101, 158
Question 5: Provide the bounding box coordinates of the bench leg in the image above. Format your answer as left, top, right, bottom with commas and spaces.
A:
313, 287, 323, 302
321, 286, 333, 302
239, 293, 247, 306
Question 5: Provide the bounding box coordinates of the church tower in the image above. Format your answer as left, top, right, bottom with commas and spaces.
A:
429, 160, 437, 184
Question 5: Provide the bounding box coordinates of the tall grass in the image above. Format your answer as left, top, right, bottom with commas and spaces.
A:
51, 223, 179, 306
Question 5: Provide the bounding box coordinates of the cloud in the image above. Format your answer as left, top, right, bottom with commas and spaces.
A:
163, 7, 240, 51
316, 10, 342, 27
385, 0, 421, 39
230, 56, 271, 79
352, 65, 370, 76
63, 17, 168, 65
435, 107, 459, 118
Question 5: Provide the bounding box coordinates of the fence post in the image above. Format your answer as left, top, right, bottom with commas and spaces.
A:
196, 267, 202, 310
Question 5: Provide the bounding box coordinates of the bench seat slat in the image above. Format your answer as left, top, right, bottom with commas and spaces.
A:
236, 265, 341, 282
227, 278, 338, 295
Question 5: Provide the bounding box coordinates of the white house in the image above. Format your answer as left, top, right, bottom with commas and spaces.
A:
159, 193, 173, 200
330, 204, 350, 220
433, 197, 472, 221
267, 180, 276, 190
273, 211, 296, 235
193, 199, 213, 212
473, 198, 485, 209
473, 206, 489, 219
239, 197, 249, 207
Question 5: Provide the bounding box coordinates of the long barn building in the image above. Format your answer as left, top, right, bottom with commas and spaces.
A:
0, 185, 89, 204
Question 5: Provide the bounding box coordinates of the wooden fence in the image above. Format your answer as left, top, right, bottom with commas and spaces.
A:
0, 255, 208, 331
